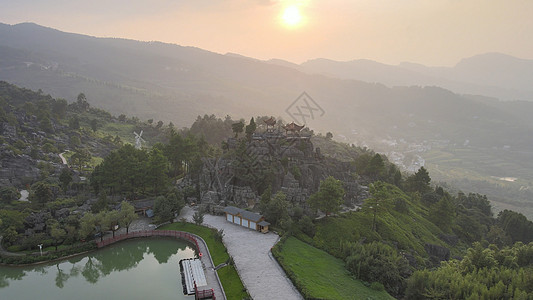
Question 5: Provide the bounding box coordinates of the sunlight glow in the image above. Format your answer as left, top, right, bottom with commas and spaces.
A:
282, 5, 302, 27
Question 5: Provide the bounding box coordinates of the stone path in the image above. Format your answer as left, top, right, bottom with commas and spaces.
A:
179, 206, 303, 300
58, 151, 68, 165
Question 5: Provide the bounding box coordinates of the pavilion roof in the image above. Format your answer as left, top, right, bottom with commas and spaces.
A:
283, 122, 305, 132
264, 117, 277, 126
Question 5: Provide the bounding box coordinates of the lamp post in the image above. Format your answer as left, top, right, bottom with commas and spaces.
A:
38, 244, 43, 256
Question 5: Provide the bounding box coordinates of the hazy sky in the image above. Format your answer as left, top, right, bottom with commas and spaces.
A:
2, 0, 533, 66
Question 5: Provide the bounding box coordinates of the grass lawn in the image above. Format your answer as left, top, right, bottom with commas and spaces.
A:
158, 222, 249, 299
217, 264, 249, 299
275, 236, 394, 300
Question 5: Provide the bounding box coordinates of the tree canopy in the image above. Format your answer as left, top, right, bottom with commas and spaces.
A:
308, 176, 345, 216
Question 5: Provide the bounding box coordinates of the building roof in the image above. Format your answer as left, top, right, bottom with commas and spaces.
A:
223, 206, 242, 215
283, 122, 305, 132
132, 199, 155, 209
264, 117, 277, 126
224, 206, 264, 222
258, 220, 270, 226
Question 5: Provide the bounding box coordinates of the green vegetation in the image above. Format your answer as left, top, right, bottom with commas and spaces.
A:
308, 176, 345, 216
273, 236, 393, 300
158, 222, 249, 299
217, 264, 249, 300
312, 183, 444, 258
405, 242, 533, 299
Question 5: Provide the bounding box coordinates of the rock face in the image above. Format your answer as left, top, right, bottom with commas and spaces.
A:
0, 148, 41, 187
24, 211, 52, 235
195, 134, 368, 209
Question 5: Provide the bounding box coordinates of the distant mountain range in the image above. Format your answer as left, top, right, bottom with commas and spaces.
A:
293, 53, 533, 102
1, 22, 533, 216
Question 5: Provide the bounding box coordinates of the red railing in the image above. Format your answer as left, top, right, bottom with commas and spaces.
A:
95, 230, 201, 256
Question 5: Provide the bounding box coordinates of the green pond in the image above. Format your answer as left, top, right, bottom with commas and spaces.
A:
0, 238, 197, 300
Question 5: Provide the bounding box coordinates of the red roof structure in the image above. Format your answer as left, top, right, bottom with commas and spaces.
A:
264, 117, 277, 126
283, 122, 305, 133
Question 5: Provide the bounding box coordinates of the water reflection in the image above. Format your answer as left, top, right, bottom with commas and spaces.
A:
0, 238, 196, 300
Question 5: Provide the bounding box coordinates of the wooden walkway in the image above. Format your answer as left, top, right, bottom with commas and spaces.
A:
96, 230, 225, 299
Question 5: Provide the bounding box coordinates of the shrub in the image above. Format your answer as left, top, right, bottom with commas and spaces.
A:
6, 245, 22, 252
371, 282, 385, 291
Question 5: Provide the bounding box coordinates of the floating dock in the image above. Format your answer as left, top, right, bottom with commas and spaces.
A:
180, 258, 208, 295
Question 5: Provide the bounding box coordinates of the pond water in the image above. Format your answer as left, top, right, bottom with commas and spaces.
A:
0, 238, 197, 300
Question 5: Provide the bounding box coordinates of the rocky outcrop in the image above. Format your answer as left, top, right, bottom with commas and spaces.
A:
0, 148, 41, 187
24, 211, 52, 235
195, 136, 368, 209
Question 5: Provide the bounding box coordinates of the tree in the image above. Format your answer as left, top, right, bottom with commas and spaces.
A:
245, 117, 257, 139
30, 181, 54, 204
71, 149, 91, 171
156, 120, 164, 129
0, 186, 20, 204
154, 196, 174, 223
0, 209, 27, 232
326, 132, 333, 140
40, 116, 53, 133
76, 93, 90, 111
52, 98, 68, 119
59, 168, 73, 192
405, 166, 431, 194
147, 148, 168, 194
231, 121, 244, 138
346, 241, 410, 297
263, 191, 289, 226
119, 201, 137, 234
79, 213, 97, 240
147, 119, 153, 125
104, 210, 121, 238
92, 191, 109, 213
90, 119, 98, 132
70, 135, 81, 147
193, 210, 204, 225
49, 221, 67, 251
428, 196, 456, 233
69, 116, 80, 130
362, 181, 392, 231
497, 210, 533, 243
118, 114, 127, 122
366, 153, 386, 180
308, 176, 345, 216
94, 211, 106, 242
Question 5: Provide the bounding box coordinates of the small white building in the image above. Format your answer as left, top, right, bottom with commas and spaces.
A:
223, 206, 270, 233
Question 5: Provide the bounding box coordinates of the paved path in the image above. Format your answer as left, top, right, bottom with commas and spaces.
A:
193, 233, 226, 300
59, 151, 68, 166
180, 206, 303, 300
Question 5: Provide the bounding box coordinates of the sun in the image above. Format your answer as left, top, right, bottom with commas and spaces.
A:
282, 5, 302, 27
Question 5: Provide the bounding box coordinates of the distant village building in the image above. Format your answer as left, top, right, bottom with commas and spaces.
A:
223, 206, 270, 233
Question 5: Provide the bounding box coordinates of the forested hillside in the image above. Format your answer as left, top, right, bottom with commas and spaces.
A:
1, 82, 532, 299
2, 22, 533, 220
